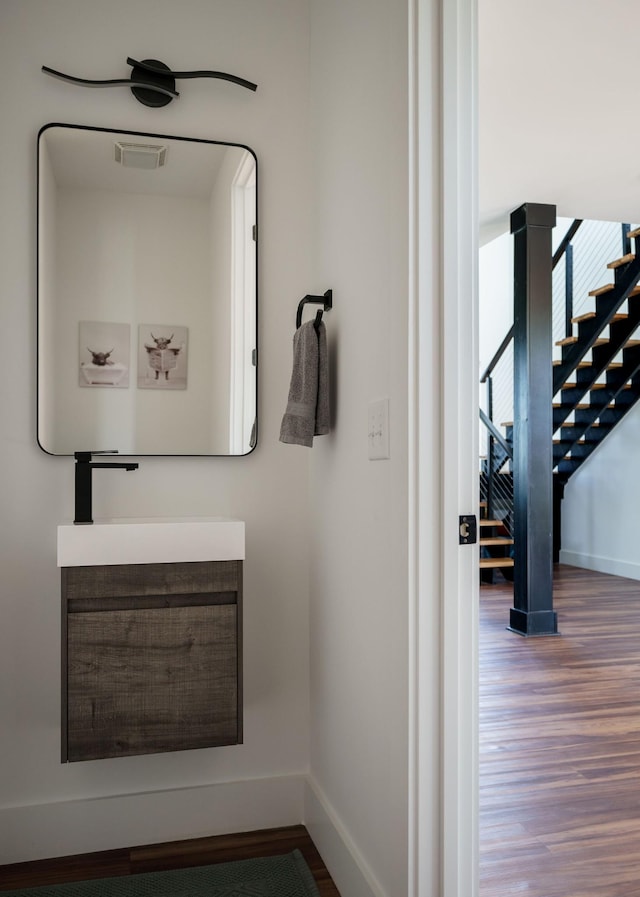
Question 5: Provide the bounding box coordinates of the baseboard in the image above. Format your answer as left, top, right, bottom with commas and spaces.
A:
303, 777, 386, 897
559, 550, 640, 582
0, 774, 305, 865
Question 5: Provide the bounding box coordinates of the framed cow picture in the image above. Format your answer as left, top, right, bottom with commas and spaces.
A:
138, 324, 188, 390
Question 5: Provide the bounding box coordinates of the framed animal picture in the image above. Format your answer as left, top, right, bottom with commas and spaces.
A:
138, 324, 188, 390
78, 321, 130, 388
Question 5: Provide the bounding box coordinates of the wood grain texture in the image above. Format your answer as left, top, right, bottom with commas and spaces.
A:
481, 564, 640, 896
0, 826, 341, 896
62, 560, 240, 601
67, 604, 239, 760
62, 561, 243, 762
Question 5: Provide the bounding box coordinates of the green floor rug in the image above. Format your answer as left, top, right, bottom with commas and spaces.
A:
1, 850, 321, 897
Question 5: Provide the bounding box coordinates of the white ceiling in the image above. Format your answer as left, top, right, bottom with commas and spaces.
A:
41, 125, 232, 198
479, 0, 640, 241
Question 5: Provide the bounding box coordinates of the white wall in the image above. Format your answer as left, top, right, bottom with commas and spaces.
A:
0, 0, 313, 863
48, 188, 213, 454
305, 2, 410, 896
561, 408, 640, 579
478, 232, 512, 373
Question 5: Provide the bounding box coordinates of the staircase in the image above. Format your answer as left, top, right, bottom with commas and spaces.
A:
479, 514, 514, 576
479, 219, 640, 582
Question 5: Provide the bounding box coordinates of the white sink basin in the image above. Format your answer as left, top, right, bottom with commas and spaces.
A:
57, 517, 245, 567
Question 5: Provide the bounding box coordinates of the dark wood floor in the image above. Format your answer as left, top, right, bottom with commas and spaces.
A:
480, 565, 640, 897
0, 825, 340, 895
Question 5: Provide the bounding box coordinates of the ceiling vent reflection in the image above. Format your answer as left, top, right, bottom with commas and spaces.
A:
114, 141, 167, 170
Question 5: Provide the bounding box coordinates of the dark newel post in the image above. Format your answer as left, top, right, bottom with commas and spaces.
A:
510, 203, 558, 636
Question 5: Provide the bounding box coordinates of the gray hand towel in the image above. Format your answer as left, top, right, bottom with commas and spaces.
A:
280, 319, 330, 446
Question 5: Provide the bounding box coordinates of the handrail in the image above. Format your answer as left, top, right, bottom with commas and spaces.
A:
552, 218, 583, 270
480, 325, 514, 383
480, 218, 584, 384
479, 408, 513, 458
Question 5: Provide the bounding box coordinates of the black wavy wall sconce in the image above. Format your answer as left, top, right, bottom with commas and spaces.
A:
41, 57, 258, 108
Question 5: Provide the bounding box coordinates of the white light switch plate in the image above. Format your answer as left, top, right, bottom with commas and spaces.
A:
368, 398, 390, 460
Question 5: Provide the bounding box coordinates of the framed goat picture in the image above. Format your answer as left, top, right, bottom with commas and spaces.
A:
78, 321, 130, 388
138, 324, 188, 390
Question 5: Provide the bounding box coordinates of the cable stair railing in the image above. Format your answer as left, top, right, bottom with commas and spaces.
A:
479, 406, 514, 579
479, 217, 640, 582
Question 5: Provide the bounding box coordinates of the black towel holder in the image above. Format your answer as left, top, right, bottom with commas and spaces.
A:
296, 289, 333, 330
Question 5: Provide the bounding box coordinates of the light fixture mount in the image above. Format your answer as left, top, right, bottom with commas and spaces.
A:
41, 57, 258, 107
129, 59, 175, 108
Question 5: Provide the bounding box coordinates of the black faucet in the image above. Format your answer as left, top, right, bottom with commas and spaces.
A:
74, 451, 139, 525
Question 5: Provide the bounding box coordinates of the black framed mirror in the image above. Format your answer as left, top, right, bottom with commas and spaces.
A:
38, 123, 257, 456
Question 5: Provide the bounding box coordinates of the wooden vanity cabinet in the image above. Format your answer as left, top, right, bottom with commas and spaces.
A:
61, 560, 242, 762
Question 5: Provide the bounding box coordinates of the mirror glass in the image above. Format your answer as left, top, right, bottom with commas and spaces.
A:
38, 123, 257, 456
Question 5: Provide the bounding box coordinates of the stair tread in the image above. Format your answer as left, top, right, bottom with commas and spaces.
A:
556, 359, 627, 371
628, 226, 640, 238
555, 402, 591, 410
480, 536, 514, 546
555, 336, 609, 346
556, 335, 607, 347
560, 381, 617, 391
479, 519, 502, 527
589, 284, 614, 295
571, 312, 628, 324
553, 360, 591, 368
480, 558, 514, 569
607, 253, 635, 269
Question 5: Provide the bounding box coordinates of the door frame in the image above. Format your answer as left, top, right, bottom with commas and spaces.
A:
408, 0, 478, 894
229, 151, 257, 454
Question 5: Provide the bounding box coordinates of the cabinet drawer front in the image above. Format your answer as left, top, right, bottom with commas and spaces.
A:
66, 604, 239, 761
63, 560, 241, 600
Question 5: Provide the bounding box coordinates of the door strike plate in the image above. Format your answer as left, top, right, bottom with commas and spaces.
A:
459, 514, 477, 545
